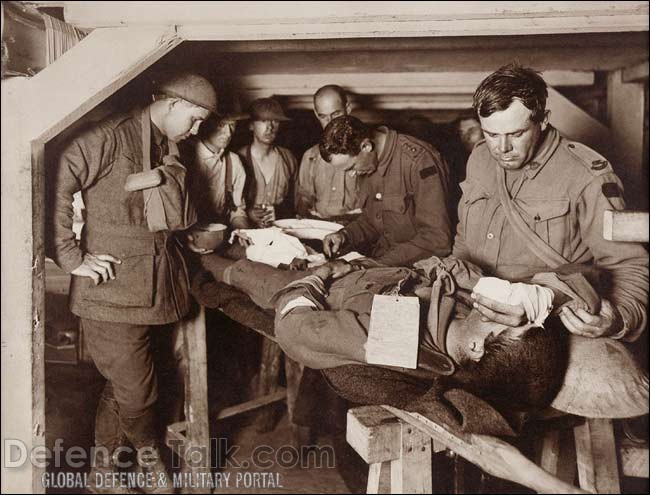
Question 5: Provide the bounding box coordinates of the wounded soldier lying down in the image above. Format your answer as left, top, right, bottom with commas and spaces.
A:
197, 254, 604, 434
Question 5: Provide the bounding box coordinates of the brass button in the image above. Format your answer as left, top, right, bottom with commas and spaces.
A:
332, 186, 336, 191
375, 192, 383, 200
487, 232, 494, 240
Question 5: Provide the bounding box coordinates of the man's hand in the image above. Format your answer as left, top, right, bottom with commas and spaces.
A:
471, 292, 527, 326
185, 233, 214, 255
559, 298, 622, 338
248, 205, 274, 227
71, 253, 122, 285
328, 259, 357, 279
323, 231, 347, 258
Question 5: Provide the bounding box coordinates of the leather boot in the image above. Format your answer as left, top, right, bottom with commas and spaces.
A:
121, 409, 175, 494
87, 383, 135, 494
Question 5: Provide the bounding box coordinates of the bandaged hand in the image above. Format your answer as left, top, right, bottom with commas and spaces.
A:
472, 278, 554, 327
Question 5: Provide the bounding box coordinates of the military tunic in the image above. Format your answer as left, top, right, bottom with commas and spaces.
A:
47, 108, 192, 325
454, 126, 649, 341
296, 144, 363, 218
341, 127, 452, 267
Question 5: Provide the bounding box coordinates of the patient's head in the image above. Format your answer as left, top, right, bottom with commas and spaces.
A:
449, 314, 569, 411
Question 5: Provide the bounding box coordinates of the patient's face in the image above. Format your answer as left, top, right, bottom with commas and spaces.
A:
446, 309, 509, 364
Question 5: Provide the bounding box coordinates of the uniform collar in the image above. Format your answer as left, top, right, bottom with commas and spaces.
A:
376, 126, 397, 177
197, 138, 224, 161
524, 125, 561, 179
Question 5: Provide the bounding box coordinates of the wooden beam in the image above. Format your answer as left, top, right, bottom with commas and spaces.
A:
346, 406, 403, 464
620, 440, 649, 478
383, 406, 589, 494
25, 26, 182, 144
603, 210, 650, 242
367, 461, 391, 494
622, 60, 649, 83
215, 389, 287, 420
180, 305, 211, 494
184, 32, 649, 55
1, 78, 44, 494
608, 68, 646, 208
64, 1, 649, 36
227, 71, 595, 95
389, 422, 432, 494
573, 418, 620, 494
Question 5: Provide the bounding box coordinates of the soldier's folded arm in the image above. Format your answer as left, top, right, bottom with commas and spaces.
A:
576, 173, 649, 341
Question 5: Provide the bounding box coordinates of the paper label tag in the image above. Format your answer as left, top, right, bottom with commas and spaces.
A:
366, 295, 420, 369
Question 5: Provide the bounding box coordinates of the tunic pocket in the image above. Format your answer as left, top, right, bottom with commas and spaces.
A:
81, 235, 156, 308
459, 181, 491, 242
516, 198, 570, 253
382, 194, 415, 242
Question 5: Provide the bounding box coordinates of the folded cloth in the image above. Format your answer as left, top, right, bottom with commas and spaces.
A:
230, 227, 326, 268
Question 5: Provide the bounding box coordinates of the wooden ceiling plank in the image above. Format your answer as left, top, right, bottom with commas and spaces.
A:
622, 60, 649, 82
25, 26, 182, 144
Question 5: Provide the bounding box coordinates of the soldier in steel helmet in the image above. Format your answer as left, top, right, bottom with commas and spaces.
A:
46, 72, 217, 493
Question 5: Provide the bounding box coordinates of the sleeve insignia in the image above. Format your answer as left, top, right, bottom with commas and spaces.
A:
601, 182, 622, 198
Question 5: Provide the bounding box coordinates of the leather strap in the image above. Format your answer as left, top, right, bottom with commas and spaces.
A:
141, 107, 151, 172
496, 166, 570, 269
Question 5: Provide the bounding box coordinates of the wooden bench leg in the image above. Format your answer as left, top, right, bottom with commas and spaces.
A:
367, 461, 391, 494
254, 338, 283, 432
390, 422, 432, 493
347, 406, 432, 494
181, 305, 211, 494
284, 356, 311, 448
574, 418, 620, 494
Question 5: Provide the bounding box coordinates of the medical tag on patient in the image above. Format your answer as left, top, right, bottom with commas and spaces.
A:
366, 295, 420, 369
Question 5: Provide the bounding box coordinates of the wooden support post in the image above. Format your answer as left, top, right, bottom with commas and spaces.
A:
538, 427, 577, 485
619, 438, 649, 478
574, 418, 620, 494
180, 305, 211, 494
254, 338, 284, 432
284, 356, 311, 448
390, 422, 432, 494
608, 68, 647, 209
347, 406, 404, 465
347, 407, 432, 493
367, 461, 391, 494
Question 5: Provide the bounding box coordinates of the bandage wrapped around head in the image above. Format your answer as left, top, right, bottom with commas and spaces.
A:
473, 277, 554, 327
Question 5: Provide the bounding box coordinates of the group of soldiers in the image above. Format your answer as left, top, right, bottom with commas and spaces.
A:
46, 63, 648, 494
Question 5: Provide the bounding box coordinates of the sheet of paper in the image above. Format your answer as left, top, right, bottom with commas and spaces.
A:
366, 294, 420, 369
338, 251, 365, 262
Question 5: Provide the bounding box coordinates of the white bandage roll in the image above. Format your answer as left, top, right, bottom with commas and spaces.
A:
473, 277, 554, 327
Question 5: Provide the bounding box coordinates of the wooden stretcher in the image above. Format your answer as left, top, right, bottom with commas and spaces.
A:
347, 405, 648, 494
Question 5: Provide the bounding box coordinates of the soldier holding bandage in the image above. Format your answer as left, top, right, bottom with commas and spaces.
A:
455, 64, 648, 341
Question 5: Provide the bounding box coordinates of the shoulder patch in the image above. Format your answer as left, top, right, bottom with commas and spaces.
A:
420, 166, 437, 179
602, 182, 622, 198
565, 141, 613, 176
